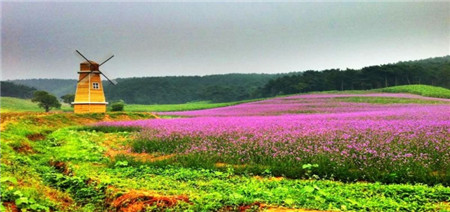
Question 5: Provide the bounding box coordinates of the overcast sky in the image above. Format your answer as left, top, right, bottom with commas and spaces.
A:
1, 2, 449, 80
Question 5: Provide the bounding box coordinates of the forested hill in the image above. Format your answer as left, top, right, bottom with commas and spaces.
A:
0, 81, 37, 98
260, 55, 450, 97
104, 74, 279, 104
10, 73, 280, 103
10, 79, 77, 100
7, 55, 450, 103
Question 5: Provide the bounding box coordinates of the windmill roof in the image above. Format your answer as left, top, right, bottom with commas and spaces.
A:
81, 60, 98, 65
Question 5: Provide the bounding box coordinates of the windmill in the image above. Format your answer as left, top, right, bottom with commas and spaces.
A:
72, 50, 117, 113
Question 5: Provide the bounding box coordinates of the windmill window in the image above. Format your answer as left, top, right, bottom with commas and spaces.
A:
92, 82, 99, 89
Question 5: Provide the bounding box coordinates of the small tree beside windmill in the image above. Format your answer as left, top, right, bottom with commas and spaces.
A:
73, 50, 118, 113
32, 91, 61, 112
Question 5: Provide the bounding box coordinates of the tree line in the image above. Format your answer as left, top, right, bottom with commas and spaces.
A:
0, 81, 37, 98
259, 56, 450, 97
4, 55, 450, 104
103, 74, 278, 104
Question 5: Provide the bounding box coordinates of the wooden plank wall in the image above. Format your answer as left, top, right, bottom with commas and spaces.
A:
74, 72, 107, 113
74, 104, 106, 113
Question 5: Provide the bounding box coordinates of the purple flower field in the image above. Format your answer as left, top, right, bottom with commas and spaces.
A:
100, 93, 450, 183
158, 93, 450, 117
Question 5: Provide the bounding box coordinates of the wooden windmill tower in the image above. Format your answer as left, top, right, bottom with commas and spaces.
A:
72, 50, 117, 113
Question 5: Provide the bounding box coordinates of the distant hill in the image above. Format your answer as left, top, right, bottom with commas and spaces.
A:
104, 73, 280, 104
11, 73, 281, 104
259, 55, 450, 97
0, 81, 37, 98
11, 79, 77, 99
8, 55, 450, 104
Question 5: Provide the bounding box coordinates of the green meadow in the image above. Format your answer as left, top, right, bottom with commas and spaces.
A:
124, 99, 261, 112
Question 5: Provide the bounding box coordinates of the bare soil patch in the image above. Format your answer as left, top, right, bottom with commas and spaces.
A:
26, 133, 46, 141
110, 189, 189, 212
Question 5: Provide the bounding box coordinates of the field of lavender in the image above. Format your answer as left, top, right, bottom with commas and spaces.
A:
101, 93, 450, 185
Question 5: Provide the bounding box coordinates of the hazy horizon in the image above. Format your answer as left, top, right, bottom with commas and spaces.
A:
2, 2, 449, 80
5, 54, 449, 81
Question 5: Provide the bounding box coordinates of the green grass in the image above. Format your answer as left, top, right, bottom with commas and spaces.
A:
0, 112, 156, 211
378, 84, 450, 99
336, 96, 449, 104
0, 97, 72, 113
1, 97, 261, 113
308, 85, 450, 99
124, 99, 262, 112
1, 97, 42, 112
309, 90, 373, 95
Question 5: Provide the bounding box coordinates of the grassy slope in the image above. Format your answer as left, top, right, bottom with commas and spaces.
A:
125, 99, 262, 112
0, 97, 41, 112
310, 85, 450, 99
336, 96, 449, 104
1, 97, 260, 113
379, 84, 450, 98
0, 97, 72, 113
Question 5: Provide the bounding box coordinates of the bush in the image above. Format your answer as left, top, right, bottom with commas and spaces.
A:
111, 100, 125, 111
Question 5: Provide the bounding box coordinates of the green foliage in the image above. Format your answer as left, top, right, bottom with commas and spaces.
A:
103, 164, 450, 211
0, 81, 37, 98
77, 125, 141, 133
104, 74, 275, 104
0, 97, 72, 113
0, 158, 54, 211
0, 188, 50, 212
60, 93, 75, 107
260, 55, 450, 97
11, 79, 77, 100
125, 99, 262, 112
9, 56, 450, 104
0, 112, 157, 211
1, 96, 259, 113
336, 96, 449, 104
13, 74, 277, 104
0, 97, 43, 112
43, 171, 107, 205
45, 129, 107, 162
110, 100, 125, 111
31, 91, 61, 112
380, 84, 450, 99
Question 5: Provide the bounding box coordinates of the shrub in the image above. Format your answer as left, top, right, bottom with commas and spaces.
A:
111, 100, 125, 112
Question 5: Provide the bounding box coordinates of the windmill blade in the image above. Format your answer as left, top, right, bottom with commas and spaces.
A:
98, 69, 118, 85
78, 72, 92, 82
75, 50, 92, 64
99, 55, 114, 67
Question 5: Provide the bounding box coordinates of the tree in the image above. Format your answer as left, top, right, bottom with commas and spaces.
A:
32, 91, 61, 112
60, 94, 75, 107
